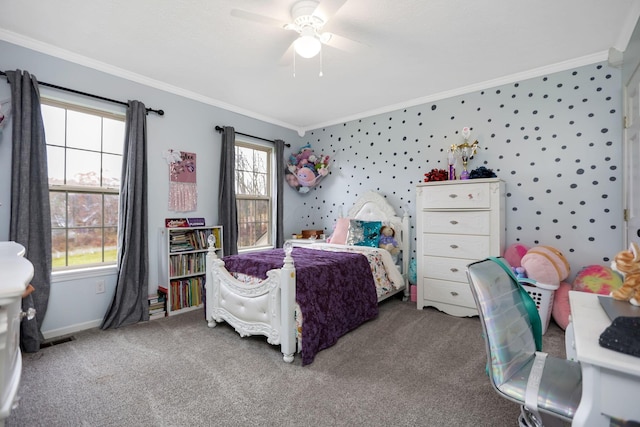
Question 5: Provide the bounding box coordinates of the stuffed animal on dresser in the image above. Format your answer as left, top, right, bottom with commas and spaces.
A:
610, 242, 640, 306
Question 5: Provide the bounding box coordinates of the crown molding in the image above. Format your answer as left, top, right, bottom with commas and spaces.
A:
0, 29, 304, 135
0, 29, 611, 138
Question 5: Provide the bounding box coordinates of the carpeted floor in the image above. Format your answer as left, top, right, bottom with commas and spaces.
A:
6, 297, 566, 427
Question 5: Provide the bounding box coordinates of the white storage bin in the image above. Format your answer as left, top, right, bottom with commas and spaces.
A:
519, 278, 558, 334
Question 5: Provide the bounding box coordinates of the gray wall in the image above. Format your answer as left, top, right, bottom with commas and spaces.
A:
0, 40, 300, 338
295, 61, 624, 284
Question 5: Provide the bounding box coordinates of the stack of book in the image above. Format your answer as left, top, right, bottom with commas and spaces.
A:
148, 292, 166, 320
168, 230, 195, 252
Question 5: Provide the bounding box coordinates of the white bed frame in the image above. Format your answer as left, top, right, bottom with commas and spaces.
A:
205, 191, 410, 363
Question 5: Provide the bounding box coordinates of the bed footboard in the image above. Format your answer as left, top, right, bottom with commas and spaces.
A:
205, 244, 297, 363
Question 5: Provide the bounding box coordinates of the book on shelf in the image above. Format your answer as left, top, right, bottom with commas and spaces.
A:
149, 302, 165, 311
169, 277, 204, 311
165, 218, 188, 228
149, 311, 166, 320
209, 227, 221, 249
187, 217, 205, 227
148, 293, 165, 303
148, 292, 166, 316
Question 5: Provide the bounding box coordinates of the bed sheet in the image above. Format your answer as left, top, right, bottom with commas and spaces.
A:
306, 242, 404, 297
221, 247, 379, 365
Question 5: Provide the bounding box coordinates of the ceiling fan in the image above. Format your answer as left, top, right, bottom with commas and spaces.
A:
231, 0, 359, 60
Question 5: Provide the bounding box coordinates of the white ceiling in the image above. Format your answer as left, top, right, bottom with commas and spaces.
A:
1, 0, 639, 135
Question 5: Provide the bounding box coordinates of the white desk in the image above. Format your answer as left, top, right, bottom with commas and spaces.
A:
568, 291, 640, 426
0, 242, 32, 424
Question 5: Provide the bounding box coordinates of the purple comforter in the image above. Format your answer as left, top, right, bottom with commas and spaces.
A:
222, 247, 379, 365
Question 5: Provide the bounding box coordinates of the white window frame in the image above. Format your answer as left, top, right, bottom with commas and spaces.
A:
234, 139, 275, 252
42, 98, 124, 272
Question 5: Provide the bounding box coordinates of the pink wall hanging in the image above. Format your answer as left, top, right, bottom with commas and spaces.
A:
165, 150, 197, 212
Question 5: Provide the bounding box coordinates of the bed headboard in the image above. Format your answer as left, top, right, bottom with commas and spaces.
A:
347, 191, 410, 280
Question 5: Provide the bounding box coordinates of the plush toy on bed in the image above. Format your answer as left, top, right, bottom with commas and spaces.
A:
378, 225, 399, 255
610, 242, 640, 306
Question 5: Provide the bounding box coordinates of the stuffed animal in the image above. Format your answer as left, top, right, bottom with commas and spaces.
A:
520, 245, 570, 287
551, 282, 573, 330
295, 143, 313, 165
504, 243, 530, 268
296, 165, 318, 187
573, 265, 623, 295
286, 144, 331, 194
378, 225, 399, 255
512, 266, 527, 279
551, 265, 624, 331
610, 242, 640, 306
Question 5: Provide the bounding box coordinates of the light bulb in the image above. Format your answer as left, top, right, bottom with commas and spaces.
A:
294, 35, 321, 58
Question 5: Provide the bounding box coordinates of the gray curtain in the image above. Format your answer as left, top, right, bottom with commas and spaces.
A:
6, 70, 52, 352
101, 100, 149, 329
275, 139, 285, 248
218, 126, 238, 255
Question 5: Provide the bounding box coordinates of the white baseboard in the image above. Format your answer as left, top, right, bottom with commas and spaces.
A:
42, 320, 102, 340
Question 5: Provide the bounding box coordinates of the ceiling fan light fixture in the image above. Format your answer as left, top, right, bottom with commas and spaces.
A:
294, 34, 321, 58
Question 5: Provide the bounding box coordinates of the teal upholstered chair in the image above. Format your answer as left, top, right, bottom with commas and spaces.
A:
466, 258, 582, 426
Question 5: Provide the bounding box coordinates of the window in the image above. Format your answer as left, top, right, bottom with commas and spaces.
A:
42, 99, 125, 269
235, 142, 273, 250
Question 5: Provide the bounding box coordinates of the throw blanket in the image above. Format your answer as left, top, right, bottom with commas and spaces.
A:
222, 247, 379, 365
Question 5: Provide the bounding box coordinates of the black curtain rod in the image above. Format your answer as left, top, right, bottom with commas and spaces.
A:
0, 70, 164, 116
215, 125, 290, 147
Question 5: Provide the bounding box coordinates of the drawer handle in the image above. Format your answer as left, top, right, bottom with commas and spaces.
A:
450, 268, 459, 273
450, 220, 458, 225
450, 291, 459, 297
448, 194, 458, 199
20, 307, 36, 321
450, 244, 459, 249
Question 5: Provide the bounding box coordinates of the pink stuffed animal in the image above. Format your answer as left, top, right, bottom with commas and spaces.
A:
504, 243, 529, 268
296, 166, 318, 187
551, 282, 572, 330
520, 245, 570, 287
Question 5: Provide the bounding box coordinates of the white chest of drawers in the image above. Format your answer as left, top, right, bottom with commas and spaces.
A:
416, 178, 505, 316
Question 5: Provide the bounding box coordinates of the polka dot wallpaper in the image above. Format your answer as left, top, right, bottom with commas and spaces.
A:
288, 61, 623, 281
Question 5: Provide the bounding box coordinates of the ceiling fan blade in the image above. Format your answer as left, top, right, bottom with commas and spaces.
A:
322, 32, 367, 53
230, 9, 288, 29
278, 42, 295, 67
312, 0, 348, 24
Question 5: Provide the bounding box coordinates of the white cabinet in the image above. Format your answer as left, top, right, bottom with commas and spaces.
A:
0, 242, 33, 422
158, 226, 223, 316
416, 179, 505, 316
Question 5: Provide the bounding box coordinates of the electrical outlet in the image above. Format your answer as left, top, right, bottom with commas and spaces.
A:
96, 280, 105, 294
